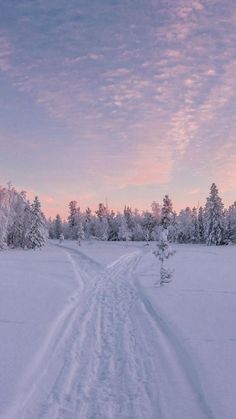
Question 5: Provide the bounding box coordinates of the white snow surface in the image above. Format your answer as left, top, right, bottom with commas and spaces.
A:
0, 240, 236, 418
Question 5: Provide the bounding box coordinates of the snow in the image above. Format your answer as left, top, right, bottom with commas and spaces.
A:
0, 241, 236, 418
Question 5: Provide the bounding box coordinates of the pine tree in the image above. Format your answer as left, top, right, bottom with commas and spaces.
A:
84, 207, 93, 239
204, 183, 224, 245
151, 201, 161, 226
96, 203, 108, 221
95, 203, 109, 240
118, 216, 131, 241
191, 207, 199, 243
54, 214, 63, 239
68, 201, 78, 239
77, 211, 85, 245
153, 228, 176, 285
161, 195, 173, 230
142, 211, 154, 241
198, 206, 205, 243
0, 189, 8, 249
26, 196, 47, 249
224, 203, 236, 244
124, 206, 135, 239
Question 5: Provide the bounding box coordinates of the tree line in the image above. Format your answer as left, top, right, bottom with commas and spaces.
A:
49, 183, 235, 246
1, 182, 235, 249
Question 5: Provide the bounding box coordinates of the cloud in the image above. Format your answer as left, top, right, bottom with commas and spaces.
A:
1, 0, 236, 205
188, 188, 201, 195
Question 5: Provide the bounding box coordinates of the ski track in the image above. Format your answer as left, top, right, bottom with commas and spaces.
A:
5, 244, 218, 419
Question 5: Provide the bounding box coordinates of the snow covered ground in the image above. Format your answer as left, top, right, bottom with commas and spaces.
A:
0, 241, 236, 418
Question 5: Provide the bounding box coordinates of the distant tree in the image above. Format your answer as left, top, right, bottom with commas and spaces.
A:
54, 214, 63, 239
123, 206, 136, 239
118, 215, 131, 241
84, 207, 93, 239
47, 217, 54, 239
107, 210, 118, 241
68, 201, 79, 239
95, 203, 109, 240
198, 206, 205, 243
142, 211, 154, 241
151, 201, 161, 225
77, 210, 85, 245
224, 202, 236, 244
191, 207, 199, 243
169, 211, 178, 242
204, 183, 224, 245
161, 195, 173, 230
96, 203, 108, 221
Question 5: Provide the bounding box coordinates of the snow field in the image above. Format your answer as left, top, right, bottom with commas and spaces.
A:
0, 241, 236, 418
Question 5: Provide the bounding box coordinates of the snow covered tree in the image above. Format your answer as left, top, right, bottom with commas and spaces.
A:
191, 207, 199, 243
77, 210, 85, 245
153, 228, 176, 285
95, 203, 109, 240
223, 203, 236, 244
0, 187, 10, 248
68, 201, 79, 239
198, 206, 205, 243
161, 195, 173, 231
123, 206, 136, 239
151, 201, 161, 226
0, 185, 48, 250
96, 203, 108, 221
118, 215, 131, 241
26, 196, 47, 249
95, 217, 109, 240
107, 210, 118, 241
54, 214, 63, 239
84, 207, 93, 239
204, 183, 224, 245
142, 211, 154, 242
168, 211, 178, 242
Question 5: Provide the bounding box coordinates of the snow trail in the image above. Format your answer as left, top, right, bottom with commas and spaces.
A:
5, 245, 218, 419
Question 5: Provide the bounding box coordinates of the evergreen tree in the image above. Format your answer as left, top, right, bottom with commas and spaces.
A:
224, 203, 236, 244
142, 211, 154, 241
191, 207, 199, 243
95, 203, 109, 240
68, 201, 79, 239
151, 201, 161, 226
124, 206, 135, 239
26, 196, 47, 249
198, 206, 205, 243
118, 215, 131, 241
161, 195, 173, 230
204, 183, 224, 245
77, 210, 85, 245
84, 207, 93, 239
54, 214, 63, 239
96, 203, 108, 221
153, 228, 176, 285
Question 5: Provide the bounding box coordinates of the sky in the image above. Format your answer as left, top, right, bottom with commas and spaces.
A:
1, 0, 236, 218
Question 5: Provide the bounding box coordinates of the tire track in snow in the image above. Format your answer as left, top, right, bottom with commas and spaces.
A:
41, 252, 145, 419
9, 250, 143, 419
134, 275, 219, 419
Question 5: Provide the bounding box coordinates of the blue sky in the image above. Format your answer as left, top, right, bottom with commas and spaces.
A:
1, 0, 236, 217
